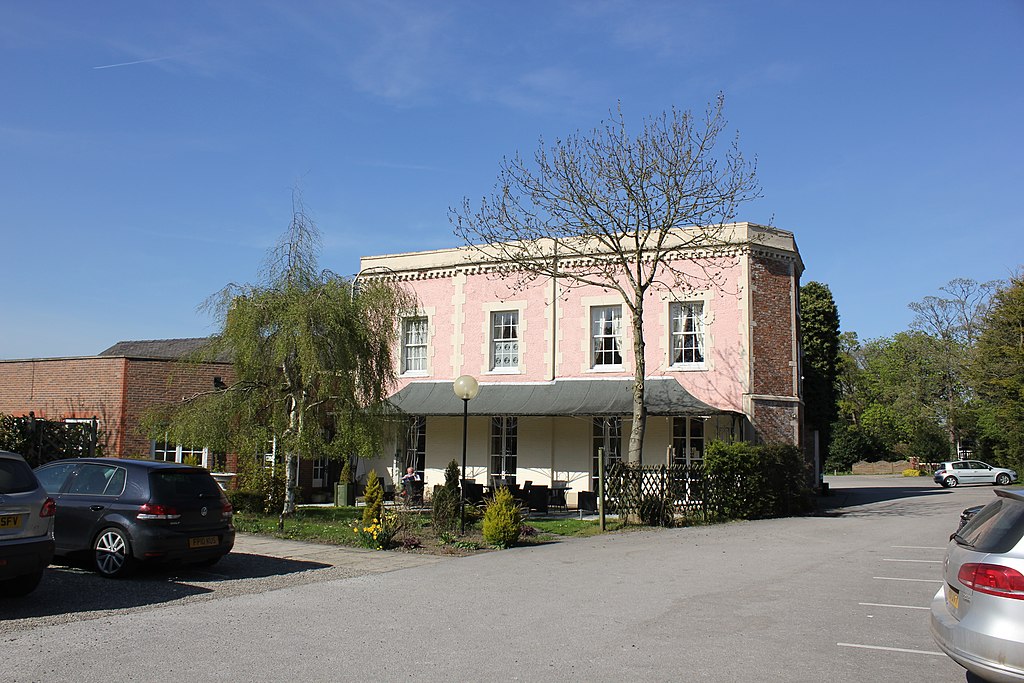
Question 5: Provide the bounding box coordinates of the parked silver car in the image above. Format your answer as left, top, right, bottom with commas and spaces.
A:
931, 488, 1024, 682
0, 451, 56, 597
933, 460, 1018, 488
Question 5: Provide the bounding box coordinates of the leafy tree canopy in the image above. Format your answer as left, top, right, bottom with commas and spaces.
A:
147, 196, 413, 518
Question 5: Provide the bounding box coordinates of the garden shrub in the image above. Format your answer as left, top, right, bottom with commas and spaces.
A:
362, 469, 384, 527
902, 468, 921, 477
704, 441, 811, 520
482, 486, 523, 549
227, 489, 266, 514
431, 485, 460, 538
339, 457, 353, 485
638, 496, 673, 527
431, 459, 462, 539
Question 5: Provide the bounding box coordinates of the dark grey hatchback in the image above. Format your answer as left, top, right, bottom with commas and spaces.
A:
34, 458, 234, 578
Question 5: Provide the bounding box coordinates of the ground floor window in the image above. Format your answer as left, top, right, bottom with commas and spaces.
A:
592, 417, 623, 486
490, 416, 518, 485
405, 416, 426, 480
312, 457, 327, 487
152, 437, 223, 470
672, 417, 705, 467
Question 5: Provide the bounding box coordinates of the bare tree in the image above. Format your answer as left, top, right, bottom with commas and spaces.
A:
909, 277, 1002, 450
451, 95, 760, 462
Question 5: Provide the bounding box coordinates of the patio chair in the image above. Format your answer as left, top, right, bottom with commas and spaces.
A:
549, 480, 568, 511
526, 484, 549, 514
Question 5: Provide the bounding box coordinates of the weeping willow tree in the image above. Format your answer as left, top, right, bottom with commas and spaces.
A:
149, 196, 413, 525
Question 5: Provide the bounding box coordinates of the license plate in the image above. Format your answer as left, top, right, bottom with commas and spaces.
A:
0, 514, 22, 529
946, 584, 959, 610
188, 536, 219, 549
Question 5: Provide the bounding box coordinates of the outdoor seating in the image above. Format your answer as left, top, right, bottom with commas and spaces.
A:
549, 480, 569, 511
526, 484, 549, 513
577, 490, 598, 513
461, 479, 485, 505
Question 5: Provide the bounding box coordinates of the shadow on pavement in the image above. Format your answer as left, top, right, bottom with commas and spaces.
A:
0, 552, 329, 621
815, 484, 953, 515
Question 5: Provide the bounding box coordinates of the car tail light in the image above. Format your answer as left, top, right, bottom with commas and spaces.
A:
137, 503, 181, 520
40, 497, 56, 517
222, 500, 233, 518
935, 469, 946, 476
958, 563, 1024, 600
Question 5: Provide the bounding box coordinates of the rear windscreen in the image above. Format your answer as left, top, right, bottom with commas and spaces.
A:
149, 470, 223, 500
0, 458, 39, 494
958, 498, 1024, 554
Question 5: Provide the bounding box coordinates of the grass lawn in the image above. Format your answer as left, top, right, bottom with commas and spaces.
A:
233, 505, 605, 555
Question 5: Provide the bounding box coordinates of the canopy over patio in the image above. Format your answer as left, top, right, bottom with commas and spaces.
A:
387, 377, 732, 417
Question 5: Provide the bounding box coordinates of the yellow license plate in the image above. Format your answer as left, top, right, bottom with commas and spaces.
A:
188, 536, 219, 549
946, 585, 959, 610
0, 514, 22, 529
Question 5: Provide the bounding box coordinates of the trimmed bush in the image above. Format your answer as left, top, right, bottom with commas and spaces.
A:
902, 468, 922, 477
362, 469, 384, 527
704, 441, 812, 520
482, 487, 524, 549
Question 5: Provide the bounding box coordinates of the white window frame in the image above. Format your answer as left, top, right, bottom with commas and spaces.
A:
151, 436, 211, 468
401, 316, 429, 375
592, 417, 623, 487
672, 417, 706, 467
670, 301, 705, 368
490, 310, 520, 372
489, 416, 518, 486
591, 305, 623, 369
312, 457, 327, 488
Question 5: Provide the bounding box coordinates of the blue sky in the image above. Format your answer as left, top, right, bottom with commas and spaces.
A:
2, 1, 1022, 359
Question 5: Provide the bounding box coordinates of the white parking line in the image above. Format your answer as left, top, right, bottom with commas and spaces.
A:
858, 602, 930, 610
873, 576, 943, 583
883, 558, 942, 563
891, 545, 945, 550
838, 643, 945, 657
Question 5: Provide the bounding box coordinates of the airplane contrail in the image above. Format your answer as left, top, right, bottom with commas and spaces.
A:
92, 55, 179, 70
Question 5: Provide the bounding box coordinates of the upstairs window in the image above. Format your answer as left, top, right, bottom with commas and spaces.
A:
591, 305, 623, 368
490, 310, 519, 371
402, 316, 428, 374
670, 302, 705, 366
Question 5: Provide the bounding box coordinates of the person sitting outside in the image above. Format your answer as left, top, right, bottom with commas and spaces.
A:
401, 467, 423, 504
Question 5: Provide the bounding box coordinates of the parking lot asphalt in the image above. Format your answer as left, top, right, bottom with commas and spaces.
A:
3, 474, 1014, 682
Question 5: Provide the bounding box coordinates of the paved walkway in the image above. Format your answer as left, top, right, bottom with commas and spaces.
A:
232, 532, 451, 573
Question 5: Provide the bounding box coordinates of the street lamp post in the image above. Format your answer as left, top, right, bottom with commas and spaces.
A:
453, 375, 479, 534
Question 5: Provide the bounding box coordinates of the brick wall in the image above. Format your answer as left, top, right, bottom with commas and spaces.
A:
0, 357, 233, 459
122, 359, 235, 457
748, 255, 802, 446
0, 357, 128, 454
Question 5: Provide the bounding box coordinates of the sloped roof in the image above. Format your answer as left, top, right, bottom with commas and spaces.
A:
387, 377, 731, 417
98, 338, 230, 362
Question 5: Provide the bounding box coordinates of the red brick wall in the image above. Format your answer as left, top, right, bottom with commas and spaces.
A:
0, 357, 233, 459
0, 357, 128, 454
748, 256, 802, 446
121, 359, 235, 457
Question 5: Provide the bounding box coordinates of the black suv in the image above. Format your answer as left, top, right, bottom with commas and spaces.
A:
35, 458, 234, 578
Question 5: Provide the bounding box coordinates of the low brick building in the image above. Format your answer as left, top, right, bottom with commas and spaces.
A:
0, 339, 234, 469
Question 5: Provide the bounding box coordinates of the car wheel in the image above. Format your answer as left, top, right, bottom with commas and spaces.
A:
94, 528, 134, 578
0, 570, 43, 598
943, 476, 959, 488
996, 473, 1011, 486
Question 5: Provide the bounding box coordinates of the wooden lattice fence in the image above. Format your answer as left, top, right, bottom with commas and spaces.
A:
604, 462, 722, 525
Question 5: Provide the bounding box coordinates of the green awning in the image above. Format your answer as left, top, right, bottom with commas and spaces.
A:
387, 377, 730, 417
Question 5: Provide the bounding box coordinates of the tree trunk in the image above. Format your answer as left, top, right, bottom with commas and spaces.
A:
628, 300, 646, 463
279, 393, 300, 529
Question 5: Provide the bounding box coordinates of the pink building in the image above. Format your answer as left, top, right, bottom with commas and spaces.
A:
362, 222, 805, 503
